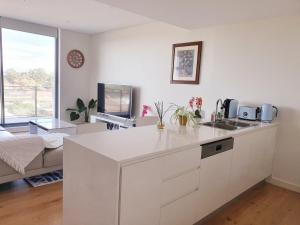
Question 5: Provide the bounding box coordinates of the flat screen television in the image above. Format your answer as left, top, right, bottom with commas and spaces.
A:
97, 83, 133, 118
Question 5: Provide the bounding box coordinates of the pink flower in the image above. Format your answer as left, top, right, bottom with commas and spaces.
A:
142, 105, 149, 117
195, 97, 202, 107
189, 97, 194, 107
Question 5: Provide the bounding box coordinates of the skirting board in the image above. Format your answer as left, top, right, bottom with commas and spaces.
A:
267, 176, 300, 193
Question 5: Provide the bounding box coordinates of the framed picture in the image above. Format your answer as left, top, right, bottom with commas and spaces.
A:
170, 41, 202, 84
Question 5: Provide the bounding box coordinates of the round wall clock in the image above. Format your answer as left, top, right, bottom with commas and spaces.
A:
67, 49, 85, 68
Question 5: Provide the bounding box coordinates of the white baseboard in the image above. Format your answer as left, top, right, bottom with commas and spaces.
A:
267, 176, 300, 193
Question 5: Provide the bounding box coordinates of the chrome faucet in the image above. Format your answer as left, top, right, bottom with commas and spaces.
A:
215, 99, 223, 121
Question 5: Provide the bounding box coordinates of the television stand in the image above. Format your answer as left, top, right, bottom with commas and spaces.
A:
90, 113, 135, 129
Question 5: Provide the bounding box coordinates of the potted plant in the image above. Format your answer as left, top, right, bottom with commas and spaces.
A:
154, 101, 172, 129
171, 104, 195, 126
189, 97, 203, 123
66, 98, 97, 123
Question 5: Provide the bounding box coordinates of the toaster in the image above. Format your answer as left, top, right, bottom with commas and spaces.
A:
238, 106, 259, 121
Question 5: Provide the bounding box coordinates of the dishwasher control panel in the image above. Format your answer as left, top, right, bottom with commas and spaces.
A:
201, 137, 234, 159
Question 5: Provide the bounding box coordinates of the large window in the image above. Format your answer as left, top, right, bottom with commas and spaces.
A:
0, 18, 58, 125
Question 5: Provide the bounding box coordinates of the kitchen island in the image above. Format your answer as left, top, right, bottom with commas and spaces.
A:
63, 121, 278, 225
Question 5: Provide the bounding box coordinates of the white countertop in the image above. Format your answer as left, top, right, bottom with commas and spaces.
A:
66, 120, 279, 165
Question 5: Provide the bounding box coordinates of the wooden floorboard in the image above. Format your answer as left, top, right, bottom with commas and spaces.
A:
200, 182, 300, 225
0, 180, 299, 225
0, 180, 62, 225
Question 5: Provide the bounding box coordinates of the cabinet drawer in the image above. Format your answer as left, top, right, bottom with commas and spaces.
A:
160, 191, 198, 225
161, 148, 201, 180
161, 169, 200, 206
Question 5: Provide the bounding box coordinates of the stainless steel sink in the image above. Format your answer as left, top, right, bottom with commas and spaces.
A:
202, 120, 258, 131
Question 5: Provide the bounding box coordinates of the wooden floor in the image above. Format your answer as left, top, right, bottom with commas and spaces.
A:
0, 181, 299, 225
0, 180, 62, 225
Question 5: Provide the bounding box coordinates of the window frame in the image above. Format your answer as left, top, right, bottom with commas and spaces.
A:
0, 17, 59, 126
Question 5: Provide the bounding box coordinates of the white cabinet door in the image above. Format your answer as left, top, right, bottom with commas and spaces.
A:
120, 158, 161, 225
229, 127, 278, 200
161, 169, 200, 206
261, 127, 277, 178
248, 127, 278, 185
196, 150, 233, 221
248, 131, 266, 185
228, 134, 252, 200
161, 148, 201, 180
160, 191, 198, 225
120, 148, 202, 225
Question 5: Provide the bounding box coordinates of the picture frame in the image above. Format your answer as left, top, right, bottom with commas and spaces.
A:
170, 41, 202, 84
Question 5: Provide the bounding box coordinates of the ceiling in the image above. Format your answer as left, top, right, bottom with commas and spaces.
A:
96, 0, 300, 29
1, 0, 300, 34
0, 0, 152, 34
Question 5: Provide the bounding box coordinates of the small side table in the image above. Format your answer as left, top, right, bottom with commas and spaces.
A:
29, 118, 76, 135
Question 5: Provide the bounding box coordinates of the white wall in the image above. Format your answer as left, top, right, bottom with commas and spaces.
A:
59, 29, 91, 121
89, 16, 300, 190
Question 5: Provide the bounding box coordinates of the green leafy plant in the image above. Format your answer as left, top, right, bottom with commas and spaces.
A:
171, 103, 195, 126
66, 98, 97, 122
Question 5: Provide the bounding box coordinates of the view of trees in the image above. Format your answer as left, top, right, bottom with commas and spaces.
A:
4, 68, 54, 87
4, 68, 54, 119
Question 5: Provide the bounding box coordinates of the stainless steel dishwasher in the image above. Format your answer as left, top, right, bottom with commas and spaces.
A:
201, 138, 234, 159
196, 138, 234, 221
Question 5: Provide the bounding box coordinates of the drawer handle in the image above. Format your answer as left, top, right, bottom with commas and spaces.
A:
216, 144, 222, 151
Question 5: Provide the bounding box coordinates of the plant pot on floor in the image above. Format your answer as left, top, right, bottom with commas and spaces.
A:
178, 115, 188, 126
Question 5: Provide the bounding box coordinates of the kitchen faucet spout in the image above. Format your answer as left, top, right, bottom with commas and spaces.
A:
215, 99, 223, 121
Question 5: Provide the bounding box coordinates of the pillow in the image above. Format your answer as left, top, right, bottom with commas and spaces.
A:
40, 133, 69, 149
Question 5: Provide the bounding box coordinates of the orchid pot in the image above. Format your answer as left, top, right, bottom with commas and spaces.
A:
171, 104, 195, 127
178, 115, 188, 126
